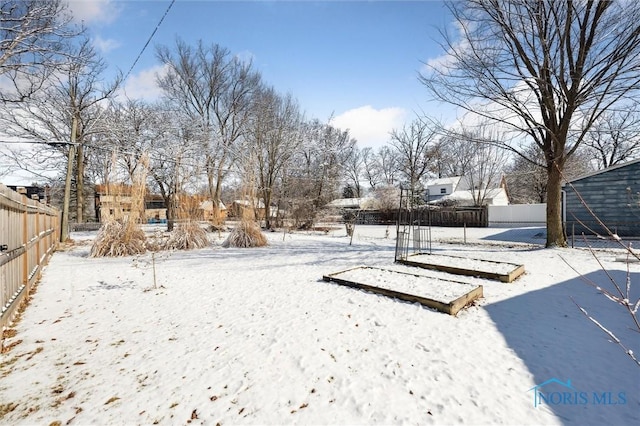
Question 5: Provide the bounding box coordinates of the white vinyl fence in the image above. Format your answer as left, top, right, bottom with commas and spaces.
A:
488, 203, 546, 227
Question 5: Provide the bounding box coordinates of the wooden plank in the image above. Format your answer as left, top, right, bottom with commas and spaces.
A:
323, 266, 483, 316
399, 253, 525, 283
0, 183, 60, 328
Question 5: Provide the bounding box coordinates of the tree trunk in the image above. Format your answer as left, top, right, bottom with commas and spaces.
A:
263, 189, 272, 229
546, 164, 566, 247
60, 145, 76, 242
60, 115, 79, 242
212, 166, 224, 223
76, 141, 84, 223
166, 192, 176, 232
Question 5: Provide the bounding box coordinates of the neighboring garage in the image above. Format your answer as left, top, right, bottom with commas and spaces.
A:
563, 158, 640, 237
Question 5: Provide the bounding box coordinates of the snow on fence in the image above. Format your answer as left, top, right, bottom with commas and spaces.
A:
0, 184, 60, 328
488, 203, 546, 227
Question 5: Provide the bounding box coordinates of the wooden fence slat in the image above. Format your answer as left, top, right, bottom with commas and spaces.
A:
0, 184, 60, 328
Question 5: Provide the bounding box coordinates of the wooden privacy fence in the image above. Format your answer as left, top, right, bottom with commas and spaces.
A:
0, 184, 60, 328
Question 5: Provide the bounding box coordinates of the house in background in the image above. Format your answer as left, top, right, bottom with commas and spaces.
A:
145, 194, 167, 223
229, 199, 266, 220
425, 177, 462, 202
563, 158, 640, 237
94, 184, 138, 223
425, 176, 510, 206
198, 200, 227, 222
6, 185, 49, 202
325, 197, 375, 211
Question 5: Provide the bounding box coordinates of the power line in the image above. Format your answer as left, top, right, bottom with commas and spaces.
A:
79, 0, 175, 137
122, 0, 176, 84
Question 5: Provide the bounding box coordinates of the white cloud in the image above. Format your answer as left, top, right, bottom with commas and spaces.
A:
421, 19, 470, 75
235, 50, 256, 66
66, 0, 120, 24
330, 105, 408, 149
92, 35, 120, 53
118, 65, 168, 102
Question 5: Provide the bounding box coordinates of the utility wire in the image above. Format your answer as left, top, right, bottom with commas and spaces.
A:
122, 0, 176, 84
78, 0, 176, 137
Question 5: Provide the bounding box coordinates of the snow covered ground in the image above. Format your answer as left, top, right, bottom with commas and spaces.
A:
1, 225, 639, 425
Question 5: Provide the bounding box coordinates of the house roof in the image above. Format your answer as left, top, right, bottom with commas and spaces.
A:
430, 188, 506, 204
564, 157, 640, 184
426, 176, 462, 187
326, 197, 375, 209
199, 200, 227, 211
233, 199, 265, 209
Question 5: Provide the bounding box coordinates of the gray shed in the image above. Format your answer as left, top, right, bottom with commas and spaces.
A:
563, 158, 640, 237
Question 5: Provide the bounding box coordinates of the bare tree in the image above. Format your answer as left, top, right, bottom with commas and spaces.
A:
583, 107, 640, 170
389, 118, 438, 197
437, 124, 508, 206
420, 0, 640, 247
0, 36, 120, 238
144, 108, 201, 231
360, 147, 379, 189
506, 143, 593, 204
247, 86, 303, 229
288, 119, 355, 226
374, 145, 400, 187
96, 98, 159, 183
156, 39, 261, 220
0, 0, 80, 102
505, 144, 549, 204
343, 144, 364, 198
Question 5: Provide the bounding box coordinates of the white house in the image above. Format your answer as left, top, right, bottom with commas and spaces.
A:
425, 175, 510, 206
425, 177, 462, 200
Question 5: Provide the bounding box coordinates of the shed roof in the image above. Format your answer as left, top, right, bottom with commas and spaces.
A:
564, 158, 640, 184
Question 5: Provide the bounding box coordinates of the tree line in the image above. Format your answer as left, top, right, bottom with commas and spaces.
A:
1, 0, 640, 247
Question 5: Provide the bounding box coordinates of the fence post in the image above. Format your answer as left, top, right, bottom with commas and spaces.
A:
571, 222, 575, 248
464, 222, 467, 244
22, 196, 28, 289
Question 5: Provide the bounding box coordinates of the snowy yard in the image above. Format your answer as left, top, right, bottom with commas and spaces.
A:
1, 225, 639, 425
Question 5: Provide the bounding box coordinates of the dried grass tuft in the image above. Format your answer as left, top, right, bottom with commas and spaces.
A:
90, 220, 146, 257
163, 222, 209, 250
222, 221, 268, 248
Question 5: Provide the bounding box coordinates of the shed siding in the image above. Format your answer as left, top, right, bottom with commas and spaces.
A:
564, 161, 640, 237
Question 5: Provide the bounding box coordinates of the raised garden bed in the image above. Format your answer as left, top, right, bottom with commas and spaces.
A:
398, 253, 524, 283
323, 266, 483, 316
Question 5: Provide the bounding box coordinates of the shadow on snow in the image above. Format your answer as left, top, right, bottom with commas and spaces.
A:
484, 269, 640, 425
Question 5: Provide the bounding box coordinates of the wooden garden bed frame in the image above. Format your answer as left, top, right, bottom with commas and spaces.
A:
398, 253, 525, 283
323, 266, 483, 316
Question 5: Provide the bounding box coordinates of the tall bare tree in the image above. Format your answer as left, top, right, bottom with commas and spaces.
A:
0, 36, 120, 238
156, 39, 261, 220
506, 143, 593, 204
374, 145, 400, 187
343, 144, 364, 198
389, 118, 438, 197
247, 86, 303, 229
583, 107, 640, 170
288, 119, 355, 226
0, 0, 80, 102
420, 0, 640, 246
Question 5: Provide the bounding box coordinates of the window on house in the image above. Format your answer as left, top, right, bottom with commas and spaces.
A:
440, 188, 447, 194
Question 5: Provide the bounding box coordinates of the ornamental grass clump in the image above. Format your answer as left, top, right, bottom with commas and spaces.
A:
90, 152, 149, 257
90, 220, 146, 257
222, 220, 267, 248
163, 221, 209, 250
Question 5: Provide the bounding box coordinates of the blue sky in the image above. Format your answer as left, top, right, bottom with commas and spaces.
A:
69, 0, 456, 148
